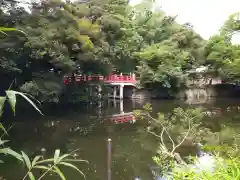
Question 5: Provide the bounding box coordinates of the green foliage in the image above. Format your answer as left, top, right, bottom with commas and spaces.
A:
0, 27, 16, 36
205, 12, 240, 83
137, 104, 240, 179
221, 12, 240, 36
19, 149, 87, 180
0, 148, 87, 180
4, 90, 43, 115
20, 78, 63, 103
204, 34, 240, 83
0, 97, 6, 117
172, 156, 240, 180
0, 0, 207, 101
135, 104, 208, 177
0, 90, 87, 179
136, 104, 206, 148
2, 1, 240, 101
152, 154, 175, 177
1, 0, 111, 102
205, 35, 233, 67
131, 6, 205, 93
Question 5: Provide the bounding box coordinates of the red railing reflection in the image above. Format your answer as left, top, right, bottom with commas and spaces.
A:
109, 114, 136, 124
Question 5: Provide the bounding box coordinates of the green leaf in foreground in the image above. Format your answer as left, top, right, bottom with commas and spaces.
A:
54, 149, 60, 164
0, 148, 23, 161
0, 123, 8, 135
0, 27, 17, 31
0, 97, 6, 116
0, 27, 27, 36
54, 166, 66, 180
0, 31, 7, 36
59, 162, 86, 179
32, 155, 42, 166
0, 138, 9, 146
57, 154, 70, 163
65, 159, 89, 163
5, 90, 43, 115
28, 172, 36, 180
35, 158, 54, 164
6, 91, 16, 115
0, 27, 16, 36
33, 165, 51, 171
21, 151, 31, 169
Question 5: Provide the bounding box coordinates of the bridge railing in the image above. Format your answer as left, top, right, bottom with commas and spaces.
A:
104, 74, 136, 83
63, 74, 136, 84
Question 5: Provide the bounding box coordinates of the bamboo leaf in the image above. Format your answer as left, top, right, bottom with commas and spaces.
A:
6, 91, 16, 115
0, 97, 6, 116
28, 172, 36, 180
0, 148, 23, 161
15, 91, 43, 115
33, 165, 50, 170
0, 27, 16, 31
53, 166, 66, 180
6, 90, 43, 115
21, 151, 31, 169
24, 93, 41, 105
54, 149, 60, 164
65, 159, 89, 163
0, 138, 9, 146
57, 154, 70, 163
35, 158, 54, 164
16, 29, 27, 36
0, 31, 8, 36
32, 155, 42, 166
59, 162, 85, 179
0, 27, 27, 36
0, 123, 7, 135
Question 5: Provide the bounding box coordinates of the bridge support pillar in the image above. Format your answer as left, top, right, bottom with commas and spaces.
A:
132, 99, 135, 109
98, 85, 102, 99
132, 88, 136, 99
113, 86, 117, 99
120, 99, 124, 114
119, 84, 124, 100
89, 86, 93, 96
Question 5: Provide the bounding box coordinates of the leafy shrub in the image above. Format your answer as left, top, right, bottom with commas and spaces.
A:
0, 90, 87, 180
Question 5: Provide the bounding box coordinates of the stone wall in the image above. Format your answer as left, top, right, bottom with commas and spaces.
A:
213, 84, 240, 98
123, 84, 240, 101
181, 87, 217, 98
123, 87, 150, 99
123, 87, 172, 99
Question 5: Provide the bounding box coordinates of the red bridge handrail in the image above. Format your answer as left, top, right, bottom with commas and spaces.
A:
63, 74, 136, 84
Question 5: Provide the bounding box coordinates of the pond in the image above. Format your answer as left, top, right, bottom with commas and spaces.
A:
0, 98, 240, 180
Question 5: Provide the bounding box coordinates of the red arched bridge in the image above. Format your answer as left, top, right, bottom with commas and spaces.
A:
63, 74, 137, 85
63, 73, 136, 99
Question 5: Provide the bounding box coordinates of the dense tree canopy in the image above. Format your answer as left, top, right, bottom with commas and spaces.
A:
132, 2, 205, 94
205, 12, 240, 84
1, 0, 227, 102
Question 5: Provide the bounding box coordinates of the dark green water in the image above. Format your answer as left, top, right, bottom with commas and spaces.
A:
0, 98, 240, 180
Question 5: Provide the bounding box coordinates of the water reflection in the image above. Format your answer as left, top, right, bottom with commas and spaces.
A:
0, 98, 240, 180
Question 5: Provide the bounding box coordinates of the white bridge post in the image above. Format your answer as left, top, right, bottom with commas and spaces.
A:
119, 84, 124, 100
113, 86, 117, 99
120, 99, 124, 114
